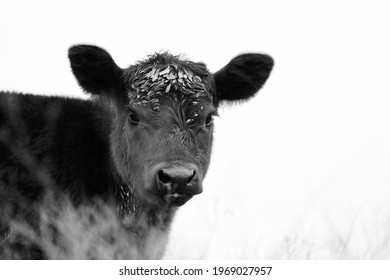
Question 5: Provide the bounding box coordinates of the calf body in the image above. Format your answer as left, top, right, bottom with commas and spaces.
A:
0, 46, 273, 259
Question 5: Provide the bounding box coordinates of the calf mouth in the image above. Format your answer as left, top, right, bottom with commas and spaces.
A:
163, 193, 193, 206
151, 181, 195, 207
146, 189, 193, 207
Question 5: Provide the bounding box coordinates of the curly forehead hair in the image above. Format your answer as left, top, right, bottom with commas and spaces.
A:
123, 52, 216, 110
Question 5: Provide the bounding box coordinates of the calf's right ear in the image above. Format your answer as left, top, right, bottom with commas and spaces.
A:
68, 44, 124, 96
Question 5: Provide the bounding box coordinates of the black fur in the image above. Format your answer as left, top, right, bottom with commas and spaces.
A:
0, 45, 273, 259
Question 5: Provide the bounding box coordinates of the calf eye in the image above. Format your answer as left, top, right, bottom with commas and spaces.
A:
205, 113, 213, 127
128, 110, 140, 125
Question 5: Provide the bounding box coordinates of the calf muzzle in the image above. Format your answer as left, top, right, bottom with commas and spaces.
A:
152, 163, 202, 206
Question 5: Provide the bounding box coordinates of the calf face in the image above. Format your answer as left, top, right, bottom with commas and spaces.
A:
68, 45, 273, 207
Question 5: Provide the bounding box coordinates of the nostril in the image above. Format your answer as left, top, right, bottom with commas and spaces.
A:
187, 170, 196, 184
158, 170, 171, 184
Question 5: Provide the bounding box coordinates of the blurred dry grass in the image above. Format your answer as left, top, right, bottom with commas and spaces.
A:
165, 198, 390, 259
2, 170, 390, 259
0, 192, 170, 259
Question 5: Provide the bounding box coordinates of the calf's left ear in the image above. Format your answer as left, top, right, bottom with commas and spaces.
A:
68, 44, 124, 96
214, 53, 274, 102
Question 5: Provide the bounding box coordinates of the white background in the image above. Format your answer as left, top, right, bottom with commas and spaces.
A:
1, 0, 390, 259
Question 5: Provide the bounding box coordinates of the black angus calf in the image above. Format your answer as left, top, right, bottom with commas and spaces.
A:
0, 45, 273, 259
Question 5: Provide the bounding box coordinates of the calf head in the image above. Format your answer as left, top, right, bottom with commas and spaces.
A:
68, 45, 273, 207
